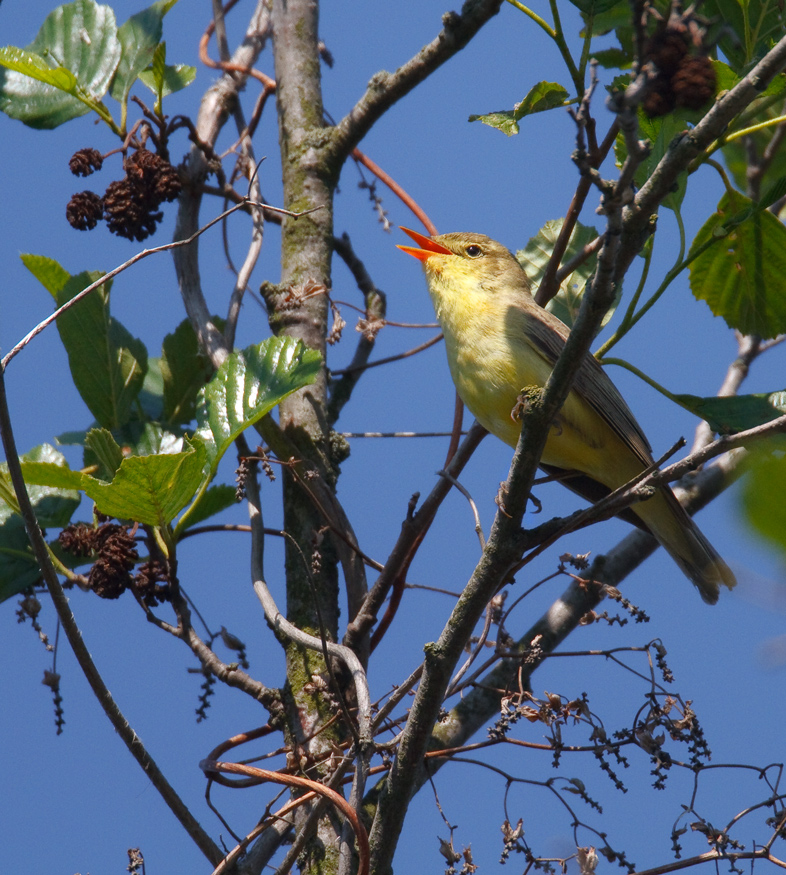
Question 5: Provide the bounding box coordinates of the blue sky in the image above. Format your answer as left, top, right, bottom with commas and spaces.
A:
2, 1, 785, 872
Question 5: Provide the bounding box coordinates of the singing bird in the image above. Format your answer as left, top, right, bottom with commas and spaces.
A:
398, 227, 735, 604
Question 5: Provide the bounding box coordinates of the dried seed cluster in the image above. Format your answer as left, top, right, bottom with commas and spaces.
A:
642, 25, 716, 118
59, 519, 171, 604
66, 147, 181, 241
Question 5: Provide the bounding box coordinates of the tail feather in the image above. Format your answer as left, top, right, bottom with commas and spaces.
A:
639, 487, 736, 605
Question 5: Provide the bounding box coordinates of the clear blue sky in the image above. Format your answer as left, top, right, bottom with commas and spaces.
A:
2, 1, 785, 872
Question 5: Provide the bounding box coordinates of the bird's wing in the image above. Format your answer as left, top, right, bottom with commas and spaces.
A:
522, 307, 654, 465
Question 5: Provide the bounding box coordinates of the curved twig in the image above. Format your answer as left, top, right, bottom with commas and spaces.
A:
244, 451, 372, 746
200, 759, 370, 875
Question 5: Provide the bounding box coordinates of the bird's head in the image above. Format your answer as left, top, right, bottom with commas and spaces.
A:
397, 227, 531, 298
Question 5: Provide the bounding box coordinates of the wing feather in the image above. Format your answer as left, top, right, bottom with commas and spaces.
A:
521, 308, 654, 465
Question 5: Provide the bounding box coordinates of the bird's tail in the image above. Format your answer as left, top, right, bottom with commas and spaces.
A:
637, 487, 736, 605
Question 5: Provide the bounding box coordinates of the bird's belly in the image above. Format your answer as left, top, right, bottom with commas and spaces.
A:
451, 348, 643, 491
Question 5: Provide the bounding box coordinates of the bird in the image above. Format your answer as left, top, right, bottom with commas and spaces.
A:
397, 226, 736, 604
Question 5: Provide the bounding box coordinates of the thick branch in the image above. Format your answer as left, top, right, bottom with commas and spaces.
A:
324, 0, 503, 172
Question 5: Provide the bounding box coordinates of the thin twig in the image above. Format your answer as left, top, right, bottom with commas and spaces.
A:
0, 369, 223, 866
5, 199, 317, 370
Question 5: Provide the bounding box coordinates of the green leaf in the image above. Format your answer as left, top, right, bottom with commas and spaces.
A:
0, 516, 43, 603
56, 430, 89, 447
469, 82, 570, 136
123, 422, 185, 457
149, 41, 167, 95
702, 0, 786, 73
517, 219, 612, 329
689, 190, 786, 338
741, 445, 786, 556
19, 253, 70, 295
591, 47, 632, 69
721, 74, 786, 193
673, 390, 786, 434
138, 61, 195, 99
616, 112, 687, 212
567, 0, 623, 15
110, 0, 179, 105
467, 109, 521, 136
0, 444, 81, 529
23, 256, 148, 429
139, 356, 165, 421
82, 440, 205, 526
84, 428, 124, 480
19, 460, 84, 492
177, 484, 238, 532
194, 337, 322, 478
582, 0, 633, 38
160, 318, 215, 426
0, 0, 121, 129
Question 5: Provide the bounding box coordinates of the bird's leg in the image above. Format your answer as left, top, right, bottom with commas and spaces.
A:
496, 481, 542, 517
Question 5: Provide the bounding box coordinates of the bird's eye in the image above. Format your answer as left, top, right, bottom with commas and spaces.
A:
465, 244, 483, 258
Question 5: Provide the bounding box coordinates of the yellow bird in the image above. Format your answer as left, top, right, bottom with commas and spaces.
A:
398, 227, 735, 604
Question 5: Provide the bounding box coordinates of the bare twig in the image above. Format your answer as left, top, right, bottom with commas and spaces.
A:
0, 370, 223, 866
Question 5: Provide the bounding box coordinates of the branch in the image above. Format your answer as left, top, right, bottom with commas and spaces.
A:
367, 92, 656, 865
324, 0, 503, 171
328, 233, 387, 425
343, 423, 487, 652
200, 760, 370, 875
0, 369, 223, 866
173, 0, 272, 367
616, 35, 786, 278
244, 452, 372, 747
427, 454, 740, 766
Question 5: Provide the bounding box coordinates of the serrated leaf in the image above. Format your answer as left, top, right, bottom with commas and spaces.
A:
741, 446, 786, 556
82, 440, 205, 526
177, 484, 238, 532
1, 444, 80, 529
110, 0, 179, 105
689, 191, 786, 338
194, 337, 322, 477
23, 257, 148, 429
138, 62, 195, 98
160, 318, 215, 426
674, 390, 786, 434
0, 0, 120, 129
469, 82, 570, 136
517, 219, 610, 329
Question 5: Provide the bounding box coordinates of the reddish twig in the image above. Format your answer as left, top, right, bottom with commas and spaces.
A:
352, 148, 438, 235
200, 0, 277, 90
200, 759, 370, 875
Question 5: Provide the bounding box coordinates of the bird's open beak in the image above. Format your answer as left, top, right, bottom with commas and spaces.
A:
396, 227, 452, 262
